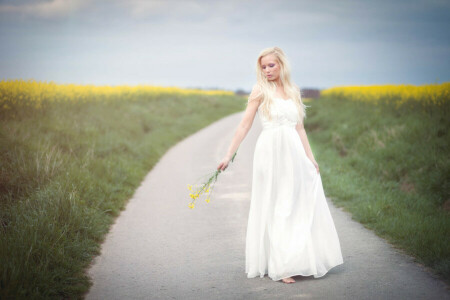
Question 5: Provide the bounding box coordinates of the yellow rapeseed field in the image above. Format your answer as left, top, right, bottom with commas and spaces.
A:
321, 83, 450, 108
0, 79, 235, 110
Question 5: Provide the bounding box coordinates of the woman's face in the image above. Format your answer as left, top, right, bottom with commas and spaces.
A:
260, 54, 280, 81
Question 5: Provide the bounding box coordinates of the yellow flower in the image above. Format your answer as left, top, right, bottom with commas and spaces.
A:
0, 79, 234, 112
185, 149, 238, 208
188, 202, 195, 209
320, 83, 450, 108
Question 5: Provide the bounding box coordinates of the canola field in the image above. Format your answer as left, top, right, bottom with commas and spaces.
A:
321, 83, 449, 108
0, 79, 234, 112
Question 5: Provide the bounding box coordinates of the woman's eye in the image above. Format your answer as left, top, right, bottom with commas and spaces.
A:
269, 64, 275, 67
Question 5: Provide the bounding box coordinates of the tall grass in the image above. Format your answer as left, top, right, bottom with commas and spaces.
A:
0, 80, 246, 299
305, 83, 450, 282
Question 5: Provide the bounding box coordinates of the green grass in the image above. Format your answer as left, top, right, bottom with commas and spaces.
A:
0, 94, 246, 299
2, 88, 449, 298
304, 96, 450, 283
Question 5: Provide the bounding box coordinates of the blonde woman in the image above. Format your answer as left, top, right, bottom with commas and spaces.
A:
217, 47, 343, 284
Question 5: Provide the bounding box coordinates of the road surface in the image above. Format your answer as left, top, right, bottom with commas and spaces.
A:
86, 111, 449, 300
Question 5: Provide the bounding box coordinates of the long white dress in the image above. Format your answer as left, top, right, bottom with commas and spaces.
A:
245, 95, 344, 281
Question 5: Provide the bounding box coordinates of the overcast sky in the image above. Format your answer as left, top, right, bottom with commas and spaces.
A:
0, 0, 449, 91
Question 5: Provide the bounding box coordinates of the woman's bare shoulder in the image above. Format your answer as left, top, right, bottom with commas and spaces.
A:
248, 84, 263, 103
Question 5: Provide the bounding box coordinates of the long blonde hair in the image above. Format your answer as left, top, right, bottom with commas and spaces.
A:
247, 46, 307, 123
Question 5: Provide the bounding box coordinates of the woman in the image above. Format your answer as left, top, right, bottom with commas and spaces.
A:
217, 47, 343, 284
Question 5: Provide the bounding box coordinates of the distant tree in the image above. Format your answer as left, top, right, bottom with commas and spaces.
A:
301, 88, 321, 98
234, 89, 248, 96
234, 87, 321, 98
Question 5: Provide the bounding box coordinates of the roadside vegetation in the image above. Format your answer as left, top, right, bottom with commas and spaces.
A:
304, 83, 450, 282
0, 79, 246, 299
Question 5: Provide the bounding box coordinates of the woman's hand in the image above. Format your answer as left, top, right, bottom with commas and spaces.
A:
310, 158, 320, 174
217, 156, 231, 171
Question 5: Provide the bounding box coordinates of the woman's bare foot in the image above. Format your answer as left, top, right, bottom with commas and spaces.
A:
281, 277, 295, 284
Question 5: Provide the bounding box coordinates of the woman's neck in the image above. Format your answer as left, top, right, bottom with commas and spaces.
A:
274, 79, 283, 88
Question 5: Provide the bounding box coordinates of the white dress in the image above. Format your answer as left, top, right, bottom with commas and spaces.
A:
245, 96, 344, 281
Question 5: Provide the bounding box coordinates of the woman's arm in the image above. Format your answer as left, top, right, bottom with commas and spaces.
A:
217, 97, 261, 171
296, 122, 320, 173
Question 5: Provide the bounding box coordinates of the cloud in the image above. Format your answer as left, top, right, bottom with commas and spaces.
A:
121, 0, 206, 19
0, 0, 448, 88
0, 0, 90, 19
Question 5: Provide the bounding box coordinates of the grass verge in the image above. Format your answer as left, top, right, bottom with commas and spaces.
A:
304, 96, 450, 283
0, 93, 246, 299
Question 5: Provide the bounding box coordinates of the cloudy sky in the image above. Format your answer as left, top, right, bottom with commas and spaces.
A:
0, 0, 449, 91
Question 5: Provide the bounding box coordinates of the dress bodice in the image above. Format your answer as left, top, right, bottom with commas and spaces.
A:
258, 98, 300, 130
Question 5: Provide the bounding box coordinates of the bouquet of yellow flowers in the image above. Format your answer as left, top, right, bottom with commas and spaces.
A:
187, 150, 238, 209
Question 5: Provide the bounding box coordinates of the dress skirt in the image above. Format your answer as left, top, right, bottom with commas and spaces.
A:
245, 123, 344, 281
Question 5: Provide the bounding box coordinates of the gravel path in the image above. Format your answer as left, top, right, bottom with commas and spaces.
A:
86, 111, 449, 300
